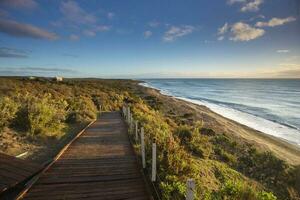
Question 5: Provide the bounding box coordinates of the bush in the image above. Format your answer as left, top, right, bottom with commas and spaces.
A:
160, 175, 186, 200
16, 93, 68, 137
0, 96, 19, 130
175, 126, 193, 142
189, 134, 213, 158
257, 191, 277, 200
67, 95, 97, 123
209, 180, 276, 200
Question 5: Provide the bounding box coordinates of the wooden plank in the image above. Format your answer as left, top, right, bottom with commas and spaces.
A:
0, 153, 41, 194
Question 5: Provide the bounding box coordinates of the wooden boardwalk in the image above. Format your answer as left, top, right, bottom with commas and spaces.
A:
20, 112, 150, 200
0, 153, 41, 194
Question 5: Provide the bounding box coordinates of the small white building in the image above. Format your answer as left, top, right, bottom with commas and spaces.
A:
55, 76, 63, 82
28, 76, 36, 80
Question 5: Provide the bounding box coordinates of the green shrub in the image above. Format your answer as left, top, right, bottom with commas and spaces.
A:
67, 95, 97, 123
175, 126, 193, 142
189, 134, 213, 158
209, 180, 276, 200
160, 175, 186, 200
15, 93, 68, 137
214, 147, 237, 166
0, 96, 19, 130
256, 191, 277, 200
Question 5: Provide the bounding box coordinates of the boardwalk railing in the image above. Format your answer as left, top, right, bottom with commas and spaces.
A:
122, 105, 195, 200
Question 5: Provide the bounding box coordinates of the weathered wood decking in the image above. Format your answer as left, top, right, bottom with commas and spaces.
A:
0, 153, 41, 194
20, 112, 150, 200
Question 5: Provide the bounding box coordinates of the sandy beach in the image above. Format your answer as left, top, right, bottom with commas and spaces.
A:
135, 83, 300, 166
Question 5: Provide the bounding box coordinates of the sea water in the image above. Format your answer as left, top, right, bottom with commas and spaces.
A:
140, 79, 300, 146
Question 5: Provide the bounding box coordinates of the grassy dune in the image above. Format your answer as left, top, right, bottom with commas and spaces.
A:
0, 77, 299, 199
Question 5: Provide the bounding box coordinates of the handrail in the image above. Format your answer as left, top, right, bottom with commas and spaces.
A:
122, 105, 195, 200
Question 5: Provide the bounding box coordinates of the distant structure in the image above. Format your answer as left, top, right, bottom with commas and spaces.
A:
28, 76, 36, 80
55, 76, 63, 82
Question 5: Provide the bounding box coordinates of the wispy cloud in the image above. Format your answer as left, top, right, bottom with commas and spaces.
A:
83, 25, 110, 37
95, 25, 111, 32
0, 47, 29, 58
57, 1, 111, 39
277, 49, 290, 53
107, 12, 115, 19
256, 17, 296, 27
60, 1, 97, 25
69, 34, 79, 41
218, 23, 229, 35
163, 25, 195, 42
83, 30, 96, 37
0, 19, 58, 40
0, 67, 79, 77
144, 30, 152, 38
148, 21, 160, 28
241, 0, 263, 12
227, 0, 246, 4
0, 0, 37, 10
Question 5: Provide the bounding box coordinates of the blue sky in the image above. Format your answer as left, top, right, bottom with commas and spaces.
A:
0, 0, 299, 78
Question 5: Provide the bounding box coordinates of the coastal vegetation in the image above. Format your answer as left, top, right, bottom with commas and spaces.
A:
0, 77, 299, 200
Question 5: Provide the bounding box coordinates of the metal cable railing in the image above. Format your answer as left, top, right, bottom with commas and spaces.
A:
121, 105, 196, 200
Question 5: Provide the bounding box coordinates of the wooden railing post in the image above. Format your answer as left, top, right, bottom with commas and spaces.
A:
141, 127, 146, 169
124, 106, 127, 121
186, 179, 195, 200
151, 142, 156, 182
135, 121, 138, 142
123, 106, 126, 118
127, 107, 130, 124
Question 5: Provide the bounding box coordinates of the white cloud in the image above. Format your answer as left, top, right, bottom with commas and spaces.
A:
144, 30, 152, 38
0, 0, 37, 10
230, 22, 265, 41
83, 30, 96, 37
107, 12, 115, 19
60, 1, 97, 25
227, 0, 246, 4
218, 23, 229, 35
256, 17, 296, 27
218, 36, 225, 41
228, 0, 263, 12
163, 25, 195, 42
95, 25, 111, 32
148, 21, 160, 28
277, 49, 290, 53
241, 0, 263, 12
0, 18, 58, 40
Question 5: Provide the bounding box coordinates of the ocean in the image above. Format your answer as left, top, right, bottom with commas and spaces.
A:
140, 79, 300, 146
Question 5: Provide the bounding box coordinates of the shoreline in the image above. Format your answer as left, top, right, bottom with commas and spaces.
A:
136, 82, 300, 166
139, 82, 300, 146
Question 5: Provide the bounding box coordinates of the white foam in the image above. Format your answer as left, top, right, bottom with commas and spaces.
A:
140, 82, 300, 146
